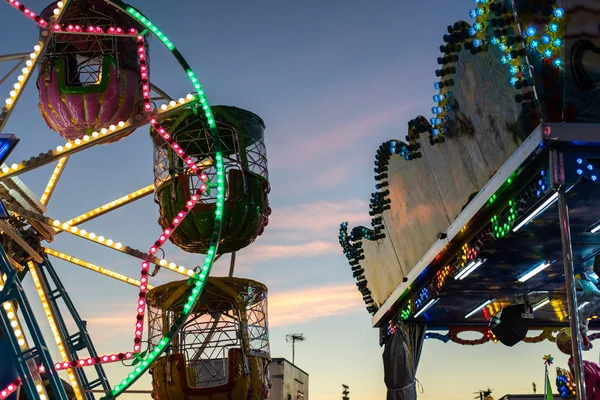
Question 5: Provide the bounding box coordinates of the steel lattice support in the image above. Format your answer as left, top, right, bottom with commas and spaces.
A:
0, 244, 68, 400
37, 257, 111, 396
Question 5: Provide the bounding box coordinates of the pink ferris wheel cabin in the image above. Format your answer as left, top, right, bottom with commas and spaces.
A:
36, 0, 147, 143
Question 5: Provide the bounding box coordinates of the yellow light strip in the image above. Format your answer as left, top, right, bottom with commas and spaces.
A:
7, 204, 195, 278
63, 184, 154, 227
0, 94, 196, 181
27, 262, 83, 400
50, 218, 194, 276
44, 249, 154, 289
1, 273, 52, 400
0, 273, 28, 351
40, 157, 68, 205
0, 0, 69, 134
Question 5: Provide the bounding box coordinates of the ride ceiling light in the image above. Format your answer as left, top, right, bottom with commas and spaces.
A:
455, 258, 486, 280
590, 223, 600, 234
414, 298, 439, 318
513, 192, 558, 232
464, 299, 494, 319
532, 298, 550, 311
518, 260, 552, 283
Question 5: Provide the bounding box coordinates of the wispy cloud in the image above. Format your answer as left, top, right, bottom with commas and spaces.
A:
242, 240, 338, 263
268, 199, 369, 235
270, 103, 414, 167
268, 284, 363, 327
313, 162, 354, 187
85, 316, 133, 337
84, 284, 363, 339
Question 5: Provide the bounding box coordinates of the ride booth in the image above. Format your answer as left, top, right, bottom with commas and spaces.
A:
339, 0, 600, 399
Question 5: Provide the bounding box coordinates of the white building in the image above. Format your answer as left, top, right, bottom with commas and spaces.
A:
269, 358, 309, 400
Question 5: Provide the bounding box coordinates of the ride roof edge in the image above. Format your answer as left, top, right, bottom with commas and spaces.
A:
371, 122, 600, 328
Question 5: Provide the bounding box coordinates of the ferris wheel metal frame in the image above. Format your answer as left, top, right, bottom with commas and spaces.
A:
0, 0, 232, 399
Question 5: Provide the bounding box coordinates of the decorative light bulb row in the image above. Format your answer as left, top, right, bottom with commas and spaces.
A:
159, 95, 195, 111
40, 157, 68, 205
575, 157, 599, 182
126, 7, 174, 50
430, 91, 453, 137
47, 217, 195, 277
27, 262, 83, 400
102, 4, 225, 397
6, 0, 46, 27
50, 0, 66, 17
137, 37, 152, 112
51, 352, 134, 372
65, 184, 155, 226
0, 279, 28, 350
31, 253, 138, 374
468, 0, 566, 86
0, 380, 21, 400
133, 119, 209, 350
0, 96, 196, 179
523, 7, 565, 68
45, 248, 154, 289
53, 24, 138, 36
2, 43, 42, 110
407, 168, 549, 319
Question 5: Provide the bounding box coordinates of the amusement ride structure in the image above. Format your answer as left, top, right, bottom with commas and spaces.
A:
339, 0, 600, 399
0, 0, 272, 399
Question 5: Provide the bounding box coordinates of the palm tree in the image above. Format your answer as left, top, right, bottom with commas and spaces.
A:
474, 388, 493, 400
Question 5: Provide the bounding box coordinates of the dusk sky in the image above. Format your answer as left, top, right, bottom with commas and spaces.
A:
0, 0, 596, 399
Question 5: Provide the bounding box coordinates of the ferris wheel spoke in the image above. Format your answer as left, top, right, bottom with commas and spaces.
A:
0, 53, 30, 63
61, 184, 154, 228
40, 157, 69, 206
0, 96, 196, 182
5, 0, 51, 28
7, 203, 197, 278
0, 58, 26, 87
0, 1, 71, 133
150, 84, 174, 102
44, 248, 155, 289
27, 261, 86, 400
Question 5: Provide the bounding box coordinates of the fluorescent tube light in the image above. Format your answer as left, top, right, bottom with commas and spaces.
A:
579, 301, 590, 310
465, 299, 494, 319
414, 298, 439, 318
518, 261, 552, 283
591, 224, 600, 234
532, 298, 550, 311
513, 192, 559, 232
455, 259, 486, 280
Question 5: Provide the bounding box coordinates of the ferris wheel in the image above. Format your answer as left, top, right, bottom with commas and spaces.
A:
0, 0, 272, 399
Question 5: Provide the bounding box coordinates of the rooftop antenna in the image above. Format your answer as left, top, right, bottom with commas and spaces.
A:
342, 384, 350, 400
285, 333, 305, 365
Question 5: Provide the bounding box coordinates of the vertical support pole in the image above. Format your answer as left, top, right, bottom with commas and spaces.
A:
228, 252, 236, 278
552, 149, 586, 399
292, 338, 295, 365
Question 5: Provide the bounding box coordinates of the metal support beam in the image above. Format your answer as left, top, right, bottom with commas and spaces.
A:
0, 53, 29, 63
37, 257, 111, 395
150, 84, 174, 102
0, 244, 68, 400
552, 149, 586, 400
0, 59, 25, 87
